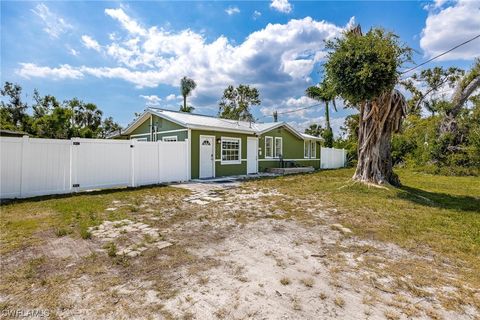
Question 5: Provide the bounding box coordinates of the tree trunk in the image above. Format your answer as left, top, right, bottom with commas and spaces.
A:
353, 89, 407, 186
325, 101, 330, 129
439, 73, 480, 136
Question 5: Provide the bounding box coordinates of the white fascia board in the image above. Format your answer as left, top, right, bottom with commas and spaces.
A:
122, 111, 151, 135
258, 122, 304, 140
147, 109, 188, 128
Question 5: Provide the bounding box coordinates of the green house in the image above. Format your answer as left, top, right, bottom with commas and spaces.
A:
120, 108, 322, 179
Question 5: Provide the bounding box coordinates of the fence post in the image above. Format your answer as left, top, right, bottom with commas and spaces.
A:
70, 138, 79, 193
19, 135, 29, 198
130, 139, 136, 187
184, 138, 189, 181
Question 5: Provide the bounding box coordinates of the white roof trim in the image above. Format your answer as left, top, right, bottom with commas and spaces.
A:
301, 133, 323, 141
122, 111, 151, 135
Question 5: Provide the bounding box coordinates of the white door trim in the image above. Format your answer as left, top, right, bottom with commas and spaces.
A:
199, 135, 215, 179
247, 137, 258, 174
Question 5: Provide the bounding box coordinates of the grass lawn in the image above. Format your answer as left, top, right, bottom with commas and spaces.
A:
0, 186, 188, 255
248, 168, 480, 284
0, 168, 479, 317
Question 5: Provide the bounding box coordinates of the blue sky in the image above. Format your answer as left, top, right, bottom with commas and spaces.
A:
1, 0, 479, 135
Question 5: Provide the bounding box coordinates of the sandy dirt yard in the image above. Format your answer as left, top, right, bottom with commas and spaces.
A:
1, 178, 478, 319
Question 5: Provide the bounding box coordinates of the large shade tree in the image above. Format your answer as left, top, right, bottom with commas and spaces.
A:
218, 84, 260, 122
324, 25, 412, 186
180, 76, 196, 113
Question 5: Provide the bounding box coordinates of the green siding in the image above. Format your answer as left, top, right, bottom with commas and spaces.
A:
190, 130, 255, 179
130, 117, 152, 140
129, 115, 187, 141
258, 127, 320, 171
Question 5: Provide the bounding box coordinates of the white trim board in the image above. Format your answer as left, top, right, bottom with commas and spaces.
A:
155, 128, 188, 135
258, 158, 320, 161
130, 132, 151, 138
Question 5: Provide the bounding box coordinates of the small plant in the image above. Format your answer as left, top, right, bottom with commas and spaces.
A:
104, 242, 117, 257
334, 296, 345, 308
280, 277, 291, 286
291, 296, 302, 311
319, 292, 327, 300
80, 228, 91, 239
301, 277, 314, 288
55, 228, 68, 237
384, 310, 400, 320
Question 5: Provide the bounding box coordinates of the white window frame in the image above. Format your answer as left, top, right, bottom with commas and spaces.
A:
135, 137, 148, 142
304, 141, 310, 158
221, 137, 242, 165
310, 141, 316, 158
162, 135, 178, 142
265, 136, 273, 158
274, 137, 283, 158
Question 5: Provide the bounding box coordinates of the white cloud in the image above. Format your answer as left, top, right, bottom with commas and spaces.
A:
81, 35, 102, 51
420, 0, 480, 61
225, 6, 240, 16
17, 12, 350, 113
140, 95, 161, 106
16, 63, 83, 80
166, 94, 180, 101
31, 3, 72, 38
270, 0, 292, 13
253, 10, 262, 20
105, 8, 146, 36
68, 48, 79, 56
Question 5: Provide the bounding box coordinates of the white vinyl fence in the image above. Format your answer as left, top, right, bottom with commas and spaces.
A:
320, 147, 346, 169
0, 136, 189, 199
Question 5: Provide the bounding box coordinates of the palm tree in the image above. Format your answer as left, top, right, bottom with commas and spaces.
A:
180, 76, 196, 113
305, 80, 337, 131
306, 80, 337, 147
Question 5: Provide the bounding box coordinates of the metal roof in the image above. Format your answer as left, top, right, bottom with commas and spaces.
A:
122, 108, 320, 140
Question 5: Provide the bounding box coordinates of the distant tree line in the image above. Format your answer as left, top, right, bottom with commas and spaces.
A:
0, 82, 121, 139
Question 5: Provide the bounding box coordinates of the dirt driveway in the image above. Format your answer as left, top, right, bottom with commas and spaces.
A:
1, 178, 478, 319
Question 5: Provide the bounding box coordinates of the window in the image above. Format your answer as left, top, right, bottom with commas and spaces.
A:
274, 137, 283, 158
163, 136, 177, 142
136, 137, 148, 142
221, 137, 241, 164
265, 136, 273, 158
304, 141, 310, 158
304, 141, 316, 158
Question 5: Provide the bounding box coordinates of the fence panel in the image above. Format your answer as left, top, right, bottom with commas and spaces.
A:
22, 138, 71, 197
0, 137, 23, 198
158, 141, 189, 183
72, 139, 132, 190
134, 141, 160, 186
321, 147, 346, 169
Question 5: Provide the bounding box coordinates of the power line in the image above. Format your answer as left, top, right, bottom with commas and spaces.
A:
400, 34, 480, 75
257, 102, 322, 121
258, 34, 480, 121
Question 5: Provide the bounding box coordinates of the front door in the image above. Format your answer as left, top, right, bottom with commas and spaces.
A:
247, 137, 258, 174
199, 136, 214, 179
